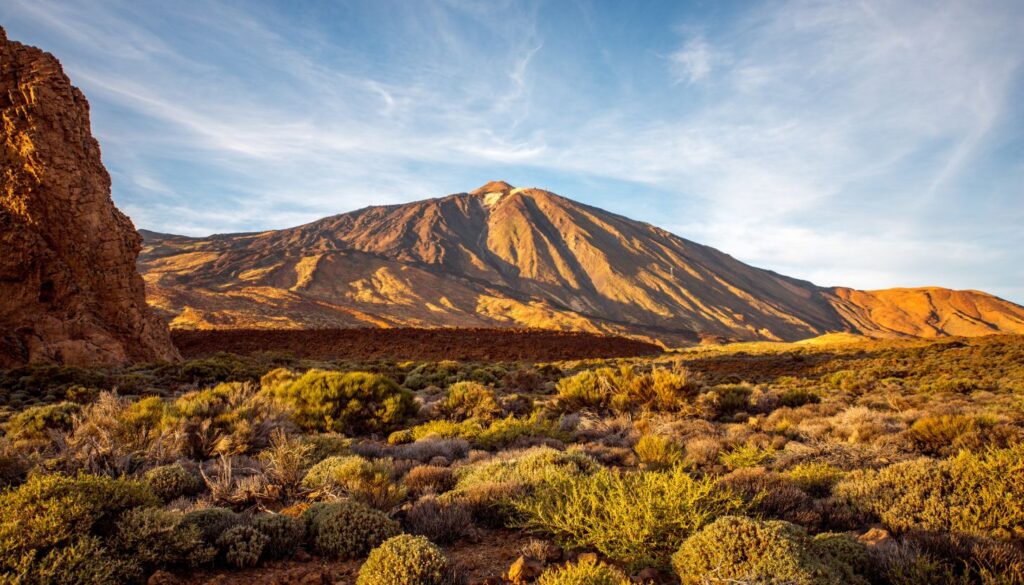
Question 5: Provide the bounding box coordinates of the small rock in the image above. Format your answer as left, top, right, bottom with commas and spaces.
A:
858, 526, 894, 548
505, 555, 545, 584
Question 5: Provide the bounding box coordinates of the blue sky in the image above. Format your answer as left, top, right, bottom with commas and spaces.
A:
3, 0, 1023, 302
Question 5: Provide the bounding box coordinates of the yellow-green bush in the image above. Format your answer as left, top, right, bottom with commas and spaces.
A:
784, 462, 845, 498
301, 455, 406, 511
440, 381, 500, 421
671, 516, 867, 585
161, 383, 287, 458
303, 501, 401, 560
3, 401, 80, 441
634, 434, 684, 468
720, 443, 775, 469
555, 366, 698, 413
834, 444, 1024, 541
537, 558, 630, 585
455, 447, 597, 494
514, 466, 745, 569
405, 419, 484, 442
475, 414, 569, 450
556, 369, 612, 410
0, 473, 157, 572
8, 536, 138, 585
267, 370, 417, 434
907, 414, 996, 456
402, 414, 568, 450
356, 534, 455, 585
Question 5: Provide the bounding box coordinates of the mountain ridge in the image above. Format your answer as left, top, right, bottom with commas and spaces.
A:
138, 181, 1024, 344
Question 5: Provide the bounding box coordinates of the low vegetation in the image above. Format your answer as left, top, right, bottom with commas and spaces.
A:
0, 334, 1022, 582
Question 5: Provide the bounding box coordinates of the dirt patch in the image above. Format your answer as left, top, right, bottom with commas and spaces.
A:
172, 327, 663, 362
173, 529, 532, 584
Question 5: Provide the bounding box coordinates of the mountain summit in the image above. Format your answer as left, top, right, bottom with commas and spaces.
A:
139, 182, 1024, 343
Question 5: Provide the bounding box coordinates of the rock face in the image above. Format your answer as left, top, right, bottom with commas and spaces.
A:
0, 26, 179, 367
138, 180, 1024, 344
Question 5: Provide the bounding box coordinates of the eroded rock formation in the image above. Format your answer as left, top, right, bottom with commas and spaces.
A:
0, 26, 179, 366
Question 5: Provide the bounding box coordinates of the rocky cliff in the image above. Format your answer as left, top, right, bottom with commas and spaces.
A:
0, 26, 179, 366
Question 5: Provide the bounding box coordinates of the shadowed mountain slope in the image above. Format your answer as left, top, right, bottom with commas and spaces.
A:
139, 182, 1024, 344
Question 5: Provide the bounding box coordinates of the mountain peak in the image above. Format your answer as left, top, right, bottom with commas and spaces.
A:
470, 180, 515, 196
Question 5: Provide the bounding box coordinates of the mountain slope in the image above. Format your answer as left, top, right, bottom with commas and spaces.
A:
138, 181, 1024, 344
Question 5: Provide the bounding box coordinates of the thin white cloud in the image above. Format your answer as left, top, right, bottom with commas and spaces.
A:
669, 37, 713, 84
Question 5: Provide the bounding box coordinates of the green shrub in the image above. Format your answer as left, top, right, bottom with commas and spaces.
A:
303, 501, 401, 560
405, 495, 472, 544
181, 507, 240, 545
779, 388, 821, 408
0, 473, 157, 570
3, 401, 80, 441
834, 445, 1024, 541
356, 534, 455, 585
634, 434, 684, 468
709, 384, 752, 416
268, 370, 418, 434
514, 466, 746, 569
455, 447, 598, 493
907, 414, 993, 456
537, 558, 631, 585
440, 381, 500, 421
302, 455, 406, 511
671, 516, 867, 585
143, 463, 202, 502
10, 536, 139, 585
813, 532, 873, 580
111, 507, 214, 571
303, 433, 352, 462
251, 513, 305, 560
217, 525, 269, 568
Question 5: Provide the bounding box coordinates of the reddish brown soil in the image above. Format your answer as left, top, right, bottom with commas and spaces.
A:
171, 328, 663, 362
175, 528, 533, 584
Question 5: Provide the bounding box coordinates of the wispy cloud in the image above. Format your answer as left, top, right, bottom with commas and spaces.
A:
668, 37, 713, 84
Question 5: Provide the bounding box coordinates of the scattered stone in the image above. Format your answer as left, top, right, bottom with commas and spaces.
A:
505, 555, 545, 584
858, 526, 894, 548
